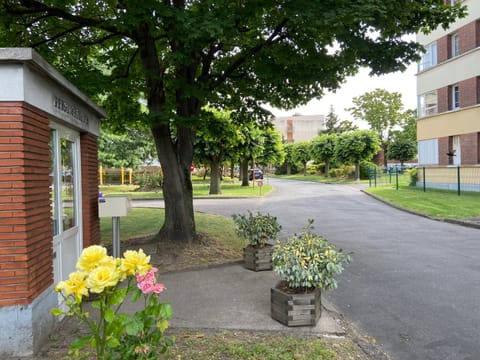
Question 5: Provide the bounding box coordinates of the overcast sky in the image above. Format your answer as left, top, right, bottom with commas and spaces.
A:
266, 62, 417, 128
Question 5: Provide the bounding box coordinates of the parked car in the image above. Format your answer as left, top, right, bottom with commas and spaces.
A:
248, 168, 263, 180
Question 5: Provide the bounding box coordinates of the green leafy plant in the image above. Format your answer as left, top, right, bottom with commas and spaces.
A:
232, 211, 281, 248
52, 245, 173, 360
272, 220, 350, 292
407, 167, 418, 186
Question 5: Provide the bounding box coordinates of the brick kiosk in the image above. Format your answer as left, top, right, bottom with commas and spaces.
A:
0, 48, 105, 357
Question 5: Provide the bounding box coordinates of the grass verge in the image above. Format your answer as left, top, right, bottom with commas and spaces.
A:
168, 329, 370, 360
100, 182, 272, 199
366, 185, 480, 219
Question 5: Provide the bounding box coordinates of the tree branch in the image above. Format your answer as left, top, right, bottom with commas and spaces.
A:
210, 18, 288, 89
29, 24, 83, 48
7, 0, 125, 35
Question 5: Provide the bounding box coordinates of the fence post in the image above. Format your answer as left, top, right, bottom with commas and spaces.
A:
99, 165, 103, 185
423, 167, 426, 192
374, 167, 377, 187
129, 169, 133, 185
396, 169, 399, 190
121, 167, 125, 185
369, 167, 372, 187
457, 166, 461, 196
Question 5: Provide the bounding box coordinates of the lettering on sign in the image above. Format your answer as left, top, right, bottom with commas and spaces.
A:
53, 95, 89, 127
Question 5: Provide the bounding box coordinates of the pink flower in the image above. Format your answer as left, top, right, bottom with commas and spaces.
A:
136, 268, 164, 294
153, 283, 166, 294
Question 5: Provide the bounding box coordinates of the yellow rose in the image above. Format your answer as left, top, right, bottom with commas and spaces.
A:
76, 245, 110, 271
86, 262, 121, 293
55, 271, 88, 303
121, 249, 152, 276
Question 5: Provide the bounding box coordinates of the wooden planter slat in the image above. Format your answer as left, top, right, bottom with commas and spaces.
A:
243, 245, 273, 271
270, 283, 321, 326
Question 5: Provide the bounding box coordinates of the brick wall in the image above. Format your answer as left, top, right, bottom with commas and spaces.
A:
459, 78, 478, 107
437, 35, 449, 63
460, 132, 479, 165
80, 133, 100, 248
437, 86, 449, 113
458, 21, 478, 54
0, 102, 52, 307
438, 136, 450, 166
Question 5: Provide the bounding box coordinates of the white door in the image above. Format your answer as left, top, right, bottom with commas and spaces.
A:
50, 125, 82, 285
452, 135, 461, 165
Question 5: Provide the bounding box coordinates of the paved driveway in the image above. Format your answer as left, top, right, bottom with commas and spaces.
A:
135, 178, 480, 360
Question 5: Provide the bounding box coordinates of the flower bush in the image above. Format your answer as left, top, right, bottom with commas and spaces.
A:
272, 220, 350, 292
232, 211, 281, 248
52, 245, 173, 360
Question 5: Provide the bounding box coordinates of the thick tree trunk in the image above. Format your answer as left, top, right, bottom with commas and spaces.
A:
230, 162, 235, 179
354, 162, 360, 183
303, 162, 307, 176
151, 124, 196, 243
286, 163, 291, 176
382, 143, 388, 169
209, 157, 222, 194
325, 159, 330, 177
241, 159, 249, 186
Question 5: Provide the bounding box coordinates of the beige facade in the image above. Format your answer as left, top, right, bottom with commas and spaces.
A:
271, 114, 325, 143
416, 0, 480, 170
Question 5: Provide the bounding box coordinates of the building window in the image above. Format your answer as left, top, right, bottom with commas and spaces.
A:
418, 91, 438, 117
451, 33, 459, 57
418, 139, 439, 165
419, 42, 437, 71
451, 85, 460, 109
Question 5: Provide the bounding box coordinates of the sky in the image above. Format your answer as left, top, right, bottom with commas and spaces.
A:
266, 62, 418, 128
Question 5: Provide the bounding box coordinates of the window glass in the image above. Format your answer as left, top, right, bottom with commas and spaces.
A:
451, 33, 459, 57
61, 139, 76, 231
50, 130, 59, 236
418, 91, 438, 117
419, 42, 437, 71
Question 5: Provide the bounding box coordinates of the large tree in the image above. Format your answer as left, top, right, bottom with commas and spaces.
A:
310, 134, 337, 176
194, 108, 239, 195
0, 0, 465, 242
320, 106, 357, 135
335, 130, 381, 182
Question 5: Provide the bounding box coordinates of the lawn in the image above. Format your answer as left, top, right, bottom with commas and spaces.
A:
100, 208, 243, 250
99, 181, 272, 199
366, 185, 480, 219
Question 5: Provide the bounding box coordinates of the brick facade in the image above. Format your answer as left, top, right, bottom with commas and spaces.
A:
80, 132, 100, 248
0, 102, 53, 307
438, 136, 451, 166
460, 132, 479, 164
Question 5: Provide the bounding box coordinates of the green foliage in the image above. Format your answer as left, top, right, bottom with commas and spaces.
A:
360, 161, 377, 180
328, 165, 354, 178
319, 106, 357, 135
272, 221, 350, 291
407, 167, 418, 186
232, 211, 281, 248
257, 128, 285, 166
388, 136, 417, 165
335, 130, 381, 166
99, 127, 156, 169
135, 170, 163, 189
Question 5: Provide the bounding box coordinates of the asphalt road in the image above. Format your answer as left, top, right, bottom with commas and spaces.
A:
134, 177, 480, 360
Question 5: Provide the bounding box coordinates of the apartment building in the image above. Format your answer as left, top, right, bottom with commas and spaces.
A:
416, 0, 480, 189
272, 114, 325, 143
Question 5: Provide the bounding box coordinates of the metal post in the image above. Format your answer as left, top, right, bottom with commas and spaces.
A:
457, 166, 461, 196
112, 216, 121, 258
396, 169, 399, 190
374, 167, 377, 187
423, 167, 426, 192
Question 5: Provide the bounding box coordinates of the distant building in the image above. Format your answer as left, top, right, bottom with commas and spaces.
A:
271, 113, 325, 143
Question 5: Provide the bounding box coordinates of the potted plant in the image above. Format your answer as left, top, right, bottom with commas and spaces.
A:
271, 220, 350, 326
232, 211, 281, 271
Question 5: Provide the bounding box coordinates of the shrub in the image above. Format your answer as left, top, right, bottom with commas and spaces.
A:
136, 170, 163, 188
407, 167, 418, 186
232, 211, 282, 248
328, 165, 354, 178
360, 161, 377, 180
272, 220, 350, 292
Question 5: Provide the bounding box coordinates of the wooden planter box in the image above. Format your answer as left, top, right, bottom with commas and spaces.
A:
271, 281, 321, 326
243, 245, 273, 271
